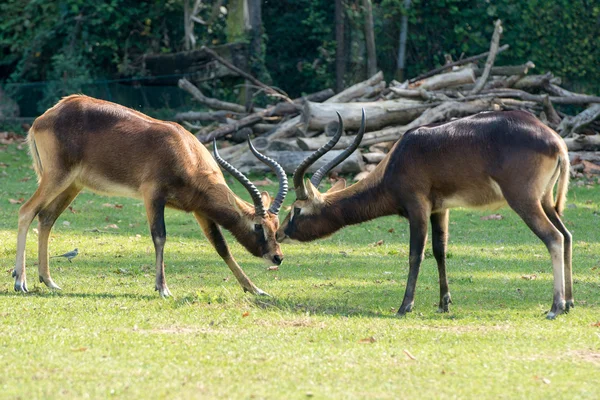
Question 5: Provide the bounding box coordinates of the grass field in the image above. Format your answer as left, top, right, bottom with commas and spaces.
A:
1, 141, 599, 399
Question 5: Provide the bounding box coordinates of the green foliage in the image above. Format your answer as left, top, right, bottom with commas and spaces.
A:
1, 0, 598, 108
263, 0, 600, 95
376, 0, 600, 92
263, 0, 336, 97
37, 52, 93, 112
0, 0, 226, 83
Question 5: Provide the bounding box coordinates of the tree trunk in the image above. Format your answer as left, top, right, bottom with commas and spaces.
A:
564, 134, 600, 151
409, 67, 476, 91
233, 149, 364, 174
335, 0, 346, 93
362, 0, 377, 78
302, 99, 424, 131
396, 0, 411, 80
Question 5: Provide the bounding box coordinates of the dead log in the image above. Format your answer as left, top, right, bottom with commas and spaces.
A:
408, 44, 509, 83
252, 123, 278, 133
233, 149, 364, 174
363, 152, 386, 164
513, 72, 554, 91
299, 100, 495, 150
564, 134, 600, 151
481, 88, 600, 105
541, 95, 561, 127
199, 112, 266, 142
362, 99, 497, 146
410, 67, 476, 91
252, 137, 300, 152
230, 127, 253, 143
543, 83, 578, 98
294, 88, 335, 104
473, 61, 535, 77
558, 104, 600, 137
296, 136, 356, 151
267, 115, 303, 140
178, 78, 247, 113
569, 151, 600, 165
302, 99, 424, 131
471, 19, 503, 95
270, 102, 302, 116
175, 110, 244, 123
327, 71, 384, 103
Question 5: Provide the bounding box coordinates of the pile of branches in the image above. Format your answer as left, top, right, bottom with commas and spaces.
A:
177, 22, 600, 180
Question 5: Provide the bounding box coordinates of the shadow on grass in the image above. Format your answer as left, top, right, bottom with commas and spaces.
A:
0, 289, 156, 301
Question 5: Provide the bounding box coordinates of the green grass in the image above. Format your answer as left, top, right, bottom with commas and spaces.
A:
1, 142, 599, 399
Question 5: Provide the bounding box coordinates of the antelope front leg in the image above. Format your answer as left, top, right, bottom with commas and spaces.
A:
144, 196, 171, 298
194, 213, 268, 296
431, 210, 452, 313
398, 208, 429, 316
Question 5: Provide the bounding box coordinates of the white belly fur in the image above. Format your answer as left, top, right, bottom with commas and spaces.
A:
77, 171, 140, 199
441, 179, 507, 211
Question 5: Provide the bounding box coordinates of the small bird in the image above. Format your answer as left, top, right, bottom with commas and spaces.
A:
51, 248, 79, 262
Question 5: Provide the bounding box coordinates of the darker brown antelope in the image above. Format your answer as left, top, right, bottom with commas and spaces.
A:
14, 95, 287, 297
277, 110, 572, 319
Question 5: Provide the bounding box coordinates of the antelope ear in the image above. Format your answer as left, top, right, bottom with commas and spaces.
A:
227, 192, 245, 216
260, 191, 272, 209
327, 178, 347, 193
305, 179, 321, 199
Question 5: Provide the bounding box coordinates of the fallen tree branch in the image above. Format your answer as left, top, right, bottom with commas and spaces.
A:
408, 44, 509, 84
327, 71, 384, 103
199, 45, 292, 102
175, 110, 244, 123
473, 61, 535, 77
563, 133, 600, 151
410, 67, 476, 91
178, 78, 247, 113
558, 104, 600, 137
471, 19, 503, 95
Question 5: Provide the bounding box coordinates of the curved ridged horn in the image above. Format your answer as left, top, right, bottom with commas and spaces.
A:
292, 112, 344, 200
213, 140, 266, 218
310, 108, 366, 188
247, 139, 288, 215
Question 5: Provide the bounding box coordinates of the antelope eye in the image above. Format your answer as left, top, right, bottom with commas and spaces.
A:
254, 224, 263, 232
293, 207, 301, 216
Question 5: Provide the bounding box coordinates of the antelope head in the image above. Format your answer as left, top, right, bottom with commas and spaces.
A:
214, 139, 288, 265
277, 110, 366, 243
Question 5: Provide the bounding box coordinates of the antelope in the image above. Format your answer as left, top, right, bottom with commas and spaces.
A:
13, 95, 288, 297
277, 110, 572, 319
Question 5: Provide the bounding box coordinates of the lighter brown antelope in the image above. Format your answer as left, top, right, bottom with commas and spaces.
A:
277, 110, 572, 319
14, 95, 288, 297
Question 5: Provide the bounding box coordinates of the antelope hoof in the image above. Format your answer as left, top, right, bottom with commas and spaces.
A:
546, 300, 566, 320
437, 293, 453, 313
565, 299, 575, 312
14, 277, 28, 293
248, 286, 271, 297
397, 302, 414, 317
156, 286, 172, 298
39, 276, 62, 290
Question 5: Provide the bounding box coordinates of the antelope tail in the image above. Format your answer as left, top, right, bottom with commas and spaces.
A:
27, 129, 43, 178
554, 151, 570, 216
